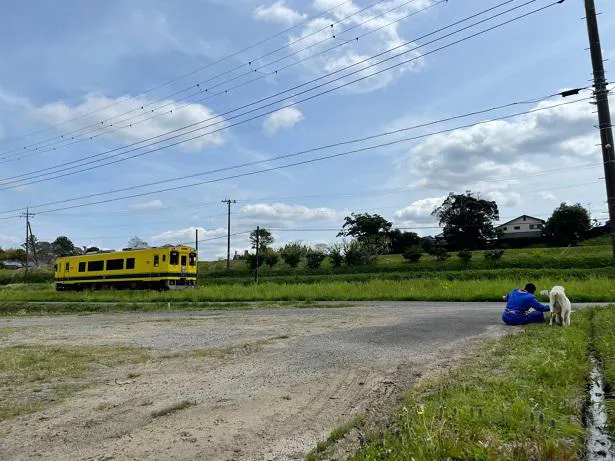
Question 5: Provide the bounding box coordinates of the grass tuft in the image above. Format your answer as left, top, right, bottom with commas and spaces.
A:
150, 400, 195, 418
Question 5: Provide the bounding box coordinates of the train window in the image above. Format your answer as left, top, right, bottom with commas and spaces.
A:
170, 251, 179, 265
189, 253, 196, 266
78, 262, 86, 272
88, 260, 104, 272
126, 258, 135, 269
154, 255, 159, 267
65, 262, 70, 271
181, 255, 187, 266
106, 259, 124, 270
54, 264, 58, 272
162, 255, 166, 262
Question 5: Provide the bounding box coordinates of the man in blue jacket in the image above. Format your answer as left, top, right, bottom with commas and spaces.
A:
501, 283, 550, 325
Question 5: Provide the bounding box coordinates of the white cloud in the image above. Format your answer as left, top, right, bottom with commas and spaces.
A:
150, 227, 227, 243
538, 191, 556, 201
395, 97, 601, 192
394, 196, 445, 221
239, 203, 346, 224
253, 1, 307, 25
128, 199, 164, 212
30, 94, 226, 152
287, 0, 430, 93
263, 107, 304, 135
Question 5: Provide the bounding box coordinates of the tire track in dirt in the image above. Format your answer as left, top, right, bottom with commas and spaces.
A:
0, 303, 508, 460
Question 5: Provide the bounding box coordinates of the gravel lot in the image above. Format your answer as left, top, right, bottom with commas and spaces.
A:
0, 301, 511, 460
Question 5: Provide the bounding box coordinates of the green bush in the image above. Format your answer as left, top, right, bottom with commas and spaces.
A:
484, 249, 505, 264
458, 249, 472, 266
402, 247, 422, 263
344, 240, 376, 266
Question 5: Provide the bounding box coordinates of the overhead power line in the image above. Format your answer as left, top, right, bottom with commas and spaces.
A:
0, 0, 357, 148
0, 0, 557, 185
0, 95, 594, 217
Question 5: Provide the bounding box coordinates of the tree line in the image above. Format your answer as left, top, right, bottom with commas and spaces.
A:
0, 235, 149, 266
240, 192, 604, 270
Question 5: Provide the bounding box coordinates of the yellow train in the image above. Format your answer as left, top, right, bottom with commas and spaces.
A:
54, 245, 197, 291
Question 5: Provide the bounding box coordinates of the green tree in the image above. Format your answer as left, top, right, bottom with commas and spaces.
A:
245, 253, 265, 270
127, 236, 148, 249
544, 203, 591, 246
249, 228, 274, 252
432, 192, 499, 250
280, 242, 305, 268
337, 213, 392, 242
388, 229, 420, 254
327, 244, 344, 268
52, 236, 76, 257
0, 247, 5, 261
305, 250, 326, 270
263, 249, 279, 268
5, 248, 27, 262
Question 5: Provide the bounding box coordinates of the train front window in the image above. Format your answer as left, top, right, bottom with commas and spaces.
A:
189, 253, 196, 266
170, 251, 179, 265
65, 262, 70, 271
181, 255, 187, 266
126, 258, 135, 269
78, 262, 86, 272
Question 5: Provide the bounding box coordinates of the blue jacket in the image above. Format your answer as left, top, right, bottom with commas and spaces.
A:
502, 289, 549, 322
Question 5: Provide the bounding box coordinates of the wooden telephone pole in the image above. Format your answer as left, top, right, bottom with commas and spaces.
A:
584, 0, 615, 260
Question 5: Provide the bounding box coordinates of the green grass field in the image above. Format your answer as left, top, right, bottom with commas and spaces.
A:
0, 276, 613, 308
2, 240, 613, 287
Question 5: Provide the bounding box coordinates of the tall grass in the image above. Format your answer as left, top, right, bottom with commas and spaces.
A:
1, 277, 614, 304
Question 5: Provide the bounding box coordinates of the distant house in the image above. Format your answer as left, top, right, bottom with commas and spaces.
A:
496, 215, 545, 243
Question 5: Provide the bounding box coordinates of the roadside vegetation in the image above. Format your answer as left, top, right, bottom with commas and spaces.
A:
0, 276, 614, 309
309, 312, 593, 460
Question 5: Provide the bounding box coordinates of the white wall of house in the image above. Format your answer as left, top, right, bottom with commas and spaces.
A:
497, 215, 545, 238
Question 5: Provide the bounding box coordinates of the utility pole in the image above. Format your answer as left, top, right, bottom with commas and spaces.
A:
584, 0, 615, 260
195, 228, 199, 256
221, 199, 236, 270
20, 208, 34, 277
255, 226, 260, 284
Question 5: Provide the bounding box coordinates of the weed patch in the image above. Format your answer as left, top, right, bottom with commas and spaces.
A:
0, 345, 148, 420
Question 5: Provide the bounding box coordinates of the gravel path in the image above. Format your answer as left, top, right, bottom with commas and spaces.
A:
0, 302, 537, 460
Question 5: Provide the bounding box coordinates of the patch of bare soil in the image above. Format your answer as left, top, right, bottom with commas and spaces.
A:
0, 305, 508, 460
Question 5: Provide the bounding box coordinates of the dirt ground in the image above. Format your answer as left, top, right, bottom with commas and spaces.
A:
0, 302, 509, 460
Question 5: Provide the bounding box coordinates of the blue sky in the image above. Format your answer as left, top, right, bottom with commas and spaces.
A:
1, 0, 614, 259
